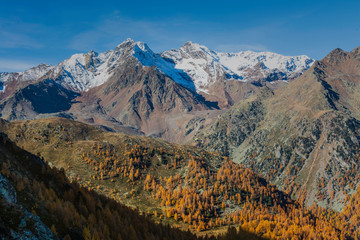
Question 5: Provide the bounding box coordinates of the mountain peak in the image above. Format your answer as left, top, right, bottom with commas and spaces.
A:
351, 46, 360, 54
183, 41, 197, 46
328, 48, 347, 56
182, 41, 210, 52
253, 62, 268, 70
323, 48, 350, 62
350, 46, 360, 60
115, 38, 136, 50
87, 49, 97, 54
162, 41, 314, 93
29, 63, 52, 71
115, 39, 152, 55
123, 38, 135, 44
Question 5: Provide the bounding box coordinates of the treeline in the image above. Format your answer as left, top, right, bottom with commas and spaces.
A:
3, 122, 360, 239
78, 141, 360, 239
0, 133, 261, 240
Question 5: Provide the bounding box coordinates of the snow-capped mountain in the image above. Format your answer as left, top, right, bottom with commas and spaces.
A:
44, 39, 141, 92
0, 39, 314, 94
162, 41, 314, 93
45, 50, 113, 92
127, 40, 196, 91
5, 39, 194, 93
162, 42, 233, 93
0, 64, 53, 91
43, 39, 195, 92
0, 38, 321, 143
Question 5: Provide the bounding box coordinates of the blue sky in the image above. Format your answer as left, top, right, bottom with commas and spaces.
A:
0, 0, 359, 72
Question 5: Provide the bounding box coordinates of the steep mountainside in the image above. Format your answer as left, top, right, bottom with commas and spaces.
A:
0, 64, 53, 98
68, 52, 214, 136
0, 79, 79, 120
42, 39, 194, 93
1, 117, 360, 239
162, 42, 314, 93
0, 130, 216, 240
0, 39, 314, 141
0, 40, 217, 138
196, 46, 360, 211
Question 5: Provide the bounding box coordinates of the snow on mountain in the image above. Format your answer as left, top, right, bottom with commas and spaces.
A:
162, 42, 235, 93
46, 38, 195, 92
0, 39, 156, 93
126, 39, 196, 91
0, 64, 53, 91
162, 41, 314, 92
0, 39, 314, 94
217, 50, 314, 78
46, 50, 113, 92
0, 64, 53, 83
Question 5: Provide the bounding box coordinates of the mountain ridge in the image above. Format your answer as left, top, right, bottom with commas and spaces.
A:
0, 39, 314, 95
162, 41, 314, 93
195, 46, 360, 211
2, 116, 360, 239
0, 39, 315, 140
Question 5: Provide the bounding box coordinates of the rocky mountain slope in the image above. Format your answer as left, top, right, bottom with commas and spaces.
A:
0, 39, 314, 140
0, 40, 218, 138
1, 121, 260, 240
0, 79, 79, 120
67, 47, 214, 136
0, 134, 206, 240
0, 64, 53, 99
195, 46, 360, 211
1, 117, 360, 239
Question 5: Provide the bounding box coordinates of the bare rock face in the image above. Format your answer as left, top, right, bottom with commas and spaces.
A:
351, 46, 360, 61
0, 133, 56, 240
70, 57, 214, 136
196, 46, 360, 211
0, 173, 17, 204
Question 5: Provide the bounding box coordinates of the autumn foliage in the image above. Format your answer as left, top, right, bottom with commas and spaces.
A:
74, 140, 360, 239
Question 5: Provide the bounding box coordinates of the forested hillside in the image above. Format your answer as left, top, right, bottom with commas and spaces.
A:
1, 117, 360, 239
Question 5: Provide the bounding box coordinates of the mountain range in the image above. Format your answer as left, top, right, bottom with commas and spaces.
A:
0, 39, 314, 94
196, 46, 360, 210
0, 119, 266, 239
0, 39, 314, 140
2, 38, 360, 239
2, 116, 360, 239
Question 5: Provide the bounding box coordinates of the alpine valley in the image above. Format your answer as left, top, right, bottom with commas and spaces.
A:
1, 39, 360, 240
